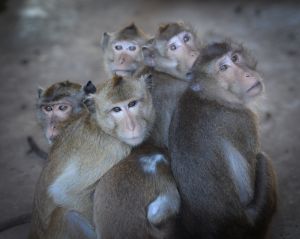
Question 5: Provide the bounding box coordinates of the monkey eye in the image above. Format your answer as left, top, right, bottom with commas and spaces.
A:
128, 100, 137, 108
58, 105, 69, 111
183, 34, 190, 43
231, 54, 238, 62
169, 44, 177, 51
219, 64, 228, 71
112, 107, 122, 112
129, 45, 136, 51
44, 105, 53, 112
115, 45, 123, 51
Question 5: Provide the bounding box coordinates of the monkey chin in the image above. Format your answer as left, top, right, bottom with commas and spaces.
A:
122, 136, 144, 146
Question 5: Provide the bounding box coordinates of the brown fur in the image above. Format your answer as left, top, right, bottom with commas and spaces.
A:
141, 22, 201, 147
101, 23, 149, 77
28, 76, 155, 239
92, 143, 183, 239
169, 42, 277, 238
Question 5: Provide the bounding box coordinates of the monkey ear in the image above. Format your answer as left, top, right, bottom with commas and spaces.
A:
83, 81, 97, 95
37, 87, 44, 98
101, 32, 111, 51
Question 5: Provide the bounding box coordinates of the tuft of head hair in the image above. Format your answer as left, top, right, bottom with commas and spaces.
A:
39, 80, 81, 102
156, 21, 193, 41
115, 23, 147, 42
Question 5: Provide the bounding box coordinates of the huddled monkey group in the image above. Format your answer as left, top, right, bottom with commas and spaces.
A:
9, 22, 278, 239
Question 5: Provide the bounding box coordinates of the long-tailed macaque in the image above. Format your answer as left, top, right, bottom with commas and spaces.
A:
0, 82, 96, 233
101, 23, 148, 77
28, 80, 96, 159
66, 144, 182, 239
28, 75, 155, 239
141, 22, 201, 147
169, 42, 277, 239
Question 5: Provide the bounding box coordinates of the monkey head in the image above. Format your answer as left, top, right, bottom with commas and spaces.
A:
88, 75, 155, 146
101, 23, 149, 77
37, 81, 92, 144
143, 22, 200, 81
193, 41, 263, 104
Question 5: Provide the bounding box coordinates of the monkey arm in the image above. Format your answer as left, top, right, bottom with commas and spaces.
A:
245, 152, 277, 229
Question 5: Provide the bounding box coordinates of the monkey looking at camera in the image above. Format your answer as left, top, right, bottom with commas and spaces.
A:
169, 42, 277, 239
27, 80, 96, 159
101, 23, 149, 77
28, 75, 155, 239
140, 22, 201, 147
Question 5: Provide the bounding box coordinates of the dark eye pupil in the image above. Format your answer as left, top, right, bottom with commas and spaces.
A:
112, 107, 121, 112
170, 44, 176, 51
128, 100, 137, 108
232, 55, 238, 62
129, 46, 136, 51
220, 65, 228, 71
115, 45, 122, 50
184, 35, 190, 42
44, 106, 52, 112
59, 105, 68, 111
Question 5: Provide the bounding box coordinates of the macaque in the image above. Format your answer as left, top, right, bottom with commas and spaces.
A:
28, 75, 155, 239
28, 80, 96, 160
66, 144, 182, 239
36, 80, 94, 144
141, 22, 201, 147
101, 23, 149, 77
143, 21, 200, 81
169, 42, 277, 239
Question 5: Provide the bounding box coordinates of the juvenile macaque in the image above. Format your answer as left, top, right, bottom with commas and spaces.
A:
66, 144, 182, 239
28, 75, 155, 239
37, 80, 94, 144
101, 23, 148, 77
169, 42, 277, 239
143, 21, 200, 80
28, 80, 96, 160
141, 22, 201, 147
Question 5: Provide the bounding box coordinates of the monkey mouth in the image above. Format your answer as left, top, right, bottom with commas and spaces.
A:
113, 70, 134, 76
247, 81, 262, 96
122, 136, 144, 146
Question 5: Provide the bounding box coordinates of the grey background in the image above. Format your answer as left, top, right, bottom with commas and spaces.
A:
0, 0, 299, 238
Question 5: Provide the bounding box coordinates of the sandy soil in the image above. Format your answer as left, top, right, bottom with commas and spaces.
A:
0, 0, 299, 238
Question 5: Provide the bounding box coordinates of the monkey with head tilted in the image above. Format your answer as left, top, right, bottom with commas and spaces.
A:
169, 42, 277, 239
28, 75, 155, 239
140, 22, 201, 147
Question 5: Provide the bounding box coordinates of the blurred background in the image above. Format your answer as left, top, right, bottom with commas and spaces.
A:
0, 0, 299, 238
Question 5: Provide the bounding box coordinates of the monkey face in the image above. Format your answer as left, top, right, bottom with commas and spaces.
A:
110, 40, 142, 76
166, 31, 199, 74
107, 98, 149, 146
215, 51, 264, 101
40, 101, 73, 143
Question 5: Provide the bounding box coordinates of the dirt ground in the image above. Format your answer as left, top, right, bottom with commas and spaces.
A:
0, 0, 299, 238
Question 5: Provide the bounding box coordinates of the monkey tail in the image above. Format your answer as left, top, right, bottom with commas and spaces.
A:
0, 213, 31, 232
245, 152, 277, 229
